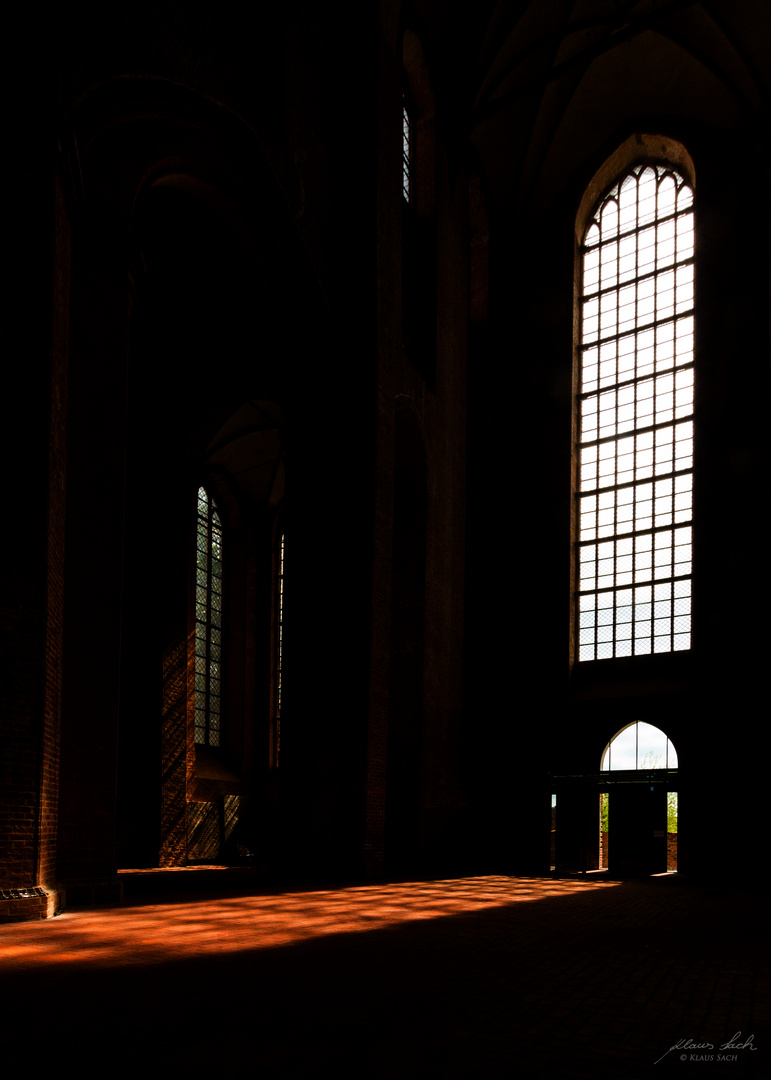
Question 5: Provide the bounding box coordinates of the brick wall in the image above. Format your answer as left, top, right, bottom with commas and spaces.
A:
0, 886, 62, 922
36, 169, 70, 888
0, 91, 67, 898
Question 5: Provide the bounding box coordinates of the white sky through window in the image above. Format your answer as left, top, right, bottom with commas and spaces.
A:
601, 721, 678, 770
577, 165, 694, 661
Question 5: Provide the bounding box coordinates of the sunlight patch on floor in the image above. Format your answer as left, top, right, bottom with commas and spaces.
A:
0, 876, 620, 970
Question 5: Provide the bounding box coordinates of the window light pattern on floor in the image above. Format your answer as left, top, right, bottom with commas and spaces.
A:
577, 165, 694, 660
195, 487, 223, 745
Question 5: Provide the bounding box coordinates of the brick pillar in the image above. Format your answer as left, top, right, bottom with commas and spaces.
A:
0, 84, 68, 921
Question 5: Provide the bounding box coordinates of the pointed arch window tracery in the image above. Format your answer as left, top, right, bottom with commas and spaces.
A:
576, 161, 694, 661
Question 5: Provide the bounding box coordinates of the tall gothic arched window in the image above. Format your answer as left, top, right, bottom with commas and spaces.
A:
194, 486, 223, 745
576, 160, 694, 661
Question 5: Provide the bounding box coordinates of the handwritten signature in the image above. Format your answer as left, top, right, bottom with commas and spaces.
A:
655, 1033, 757, 1065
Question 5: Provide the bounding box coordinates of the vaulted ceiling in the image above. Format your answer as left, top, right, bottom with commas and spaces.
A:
411, 0, 770, 214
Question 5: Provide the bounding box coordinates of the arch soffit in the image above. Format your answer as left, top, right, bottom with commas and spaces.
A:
470, 3, 768, 126
64, 76, 322, 315
467, 5, 766, 220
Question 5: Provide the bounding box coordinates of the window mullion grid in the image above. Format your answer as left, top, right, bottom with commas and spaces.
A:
209, 512, 222, 747
577, 167, 693, 662
204, 511, 213, 745
195, 498, 209, 745
613, 382, 620, 654
194, 492, 223, 747
634, 212, 647, 657
578, 362, 693, 410
402, 102, 411, 203
580, 203, 692, 262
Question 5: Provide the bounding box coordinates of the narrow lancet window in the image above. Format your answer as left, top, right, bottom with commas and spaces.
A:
402, 100, 412, 203
195, 486, 223, 745
577, 165, 694, 660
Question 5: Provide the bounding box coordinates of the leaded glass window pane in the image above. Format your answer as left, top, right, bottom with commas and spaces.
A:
194, 486, 224, 743
577, 165, 694, 661
402, 101, 411, 203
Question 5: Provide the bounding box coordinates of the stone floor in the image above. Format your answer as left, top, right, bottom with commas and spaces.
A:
1, 873, 767, 1078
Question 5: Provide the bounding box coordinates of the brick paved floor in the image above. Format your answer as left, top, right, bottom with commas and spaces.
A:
1, 874, 767, 1078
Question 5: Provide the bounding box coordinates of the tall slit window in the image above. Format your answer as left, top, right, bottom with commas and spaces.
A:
195, 486, 223, 745
577, 164, 694, 660
402, 97, 412, 203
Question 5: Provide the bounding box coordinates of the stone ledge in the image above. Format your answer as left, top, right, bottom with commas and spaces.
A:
0, 884, 63, 922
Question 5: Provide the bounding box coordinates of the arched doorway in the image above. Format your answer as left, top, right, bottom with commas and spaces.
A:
551, 721, 678, 877
600, 722, 678, 876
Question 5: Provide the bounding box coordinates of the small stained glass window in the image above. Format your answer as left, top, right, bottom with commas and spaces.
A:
195, 486, 223, 746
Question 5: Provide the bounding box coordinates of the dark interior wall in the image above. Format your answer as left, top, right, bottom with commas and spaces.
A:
368, 4, 470, 878
49, 0, 390, 883
2, 2, 769, 908
0, 72, 67, 891
120, 184, 270, 869
386, 407, 428, 874
462, 5, 770, 875
56, 225, 130, 882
